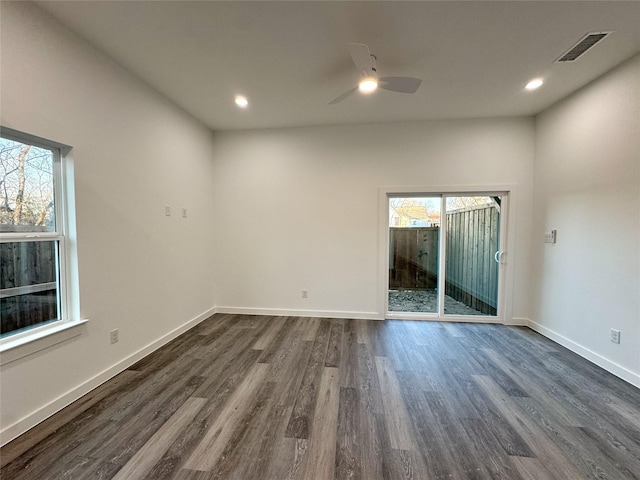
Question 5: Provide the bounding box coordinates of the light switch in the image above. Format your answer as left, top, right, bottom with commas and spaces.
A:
544, 229, 557, 244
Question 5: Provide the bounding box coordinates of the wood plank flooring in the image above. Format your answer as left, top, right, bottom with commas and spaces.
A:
1, 314, 639, 479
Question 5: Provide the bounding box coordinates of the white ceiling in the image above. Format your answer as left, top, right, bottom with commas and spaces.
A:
35, 1, 640, 131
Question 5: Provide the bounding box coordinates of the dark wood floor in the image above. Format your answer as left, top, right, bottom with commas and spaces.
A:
2, 314, 639, 479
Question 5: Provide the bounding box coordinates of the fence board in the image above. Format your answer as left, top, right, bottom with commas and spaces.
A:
1, 241, 58, 335
389, 227, 438, 289
445, 205, 499, 314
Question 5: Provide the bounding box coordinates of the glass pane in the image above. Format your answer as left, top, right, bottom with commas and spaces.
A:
444, 196, 500, 316
0, 241, 60, 336
0, 137, 56, 233
388, 197, 441, 313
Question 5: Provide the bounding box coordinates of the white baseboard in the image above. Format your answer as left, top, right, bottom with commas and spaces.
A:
527, 318, 640, 389
215, 308, 531, 325
215, 306, 382, 321
0, 307, 216, 446
385, 312, 504, 323
506, 317, 529, 326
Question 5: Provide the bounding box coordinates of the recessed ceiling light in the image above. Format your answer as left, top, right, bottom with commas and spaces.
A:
358, 77, 378, 94
235, 95, 248, 108
525, 78, 544, 91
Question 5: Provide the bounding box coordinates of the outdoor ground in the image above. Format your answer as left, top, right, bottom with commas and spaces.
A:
388, 289, 484, 315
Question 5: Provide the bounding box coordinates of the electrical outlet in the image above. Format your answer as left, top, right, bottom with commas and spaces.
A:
165, 206, 171, 216
110, 329, 119, 344
610, 329, 620, 344
302, 289, 308, 298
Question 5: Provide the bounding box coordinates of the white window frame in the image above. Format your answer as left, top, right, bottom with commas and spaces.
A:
0, 128, 84, 362
378, 184, 518, 324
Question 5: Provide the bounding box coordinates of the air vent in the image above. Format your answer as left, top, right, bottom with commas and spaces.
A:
555, 32, 612, 63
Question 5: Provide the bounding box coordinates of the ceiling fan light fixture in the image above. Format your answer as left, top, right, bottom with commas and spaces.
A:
358, 76, 378, 93
329, 43, 421, 105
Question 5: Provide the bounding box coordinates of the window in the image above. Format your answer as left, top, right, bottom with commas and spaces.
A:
1, 130, 68, 338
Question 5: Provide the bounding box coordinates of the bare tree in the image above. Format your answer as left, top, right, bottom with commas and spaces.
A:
446, 196, 493, 211
11, 145, 30, 224
0, 138, 54, 230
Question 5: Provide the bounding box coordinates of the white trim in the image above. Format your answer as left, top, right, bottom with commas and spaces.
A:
60, 149, 80, 324
0, 233, 61, 241
378, 189, 391, 316
437, 196, 447, 316
0, 282, 57, 298
0, 127, 70, 151
53, 144, 70, 331
215, 306, 382, 321
505, 316, 529, 326
527, 319, 640, 389
385, 311, 503, 323
0, 307, 215, 446
0, 319, 88, 366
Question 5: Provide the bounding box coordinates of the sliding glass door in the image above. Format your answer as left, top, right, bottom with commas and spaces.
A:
387, 193, 506, 320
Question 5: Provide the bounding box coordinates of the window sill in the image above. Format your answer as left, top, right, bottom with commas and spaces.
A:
0, 319, 88, 366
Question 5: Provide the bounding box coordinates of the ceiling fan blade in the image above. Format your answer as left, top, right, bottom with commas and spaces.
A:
329, 86, 358, 105
380, 76, 422, 94
347, 43, 374, 74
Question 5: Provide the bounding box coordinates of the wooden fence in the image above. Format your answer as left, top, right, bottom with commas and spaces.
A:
389, 227, 439, 289
389, 203, 499, 315
445, 204, 499, 315
0, 241, 58, 335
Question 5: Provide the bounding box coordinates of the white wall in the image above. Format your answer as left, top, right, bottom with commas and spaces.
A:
0, 2, 217, 443
531, 54, 640, 386
210, 119, 535, 321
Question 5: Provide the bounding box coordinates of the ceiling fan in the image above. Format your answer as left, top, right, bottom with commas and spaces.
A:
329, 43, 422, 105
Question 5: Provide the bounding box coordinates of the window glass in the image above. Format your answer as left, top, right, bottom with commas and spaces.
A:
0, 138, 56, 232
1, 134, 63, 337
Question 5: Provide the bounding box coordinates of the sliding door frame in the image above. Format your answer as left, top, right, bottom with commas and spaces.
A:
378, 185, 518, 324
